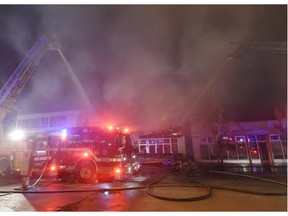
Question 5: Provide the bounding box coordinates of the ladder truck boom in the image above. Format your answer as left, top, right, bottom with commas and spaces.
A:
229, 42, 287, 59
0, 36, 61, 138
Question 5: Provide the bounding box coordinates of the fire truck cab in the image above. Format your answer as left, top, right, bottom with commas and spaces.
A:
48, 126, 141, 183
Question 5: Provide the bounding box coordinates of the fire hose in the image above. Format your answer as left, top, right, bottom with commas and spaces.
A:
0, 166, 287, 202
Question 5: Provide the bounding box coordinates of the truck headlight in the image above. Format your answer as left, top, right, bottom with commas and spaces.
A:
8, 129, 25, 141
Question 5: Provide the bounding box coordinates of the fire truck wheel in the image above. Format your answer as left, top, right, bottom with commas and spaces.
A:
0, 159, 11, 178
75, 161, 96, 183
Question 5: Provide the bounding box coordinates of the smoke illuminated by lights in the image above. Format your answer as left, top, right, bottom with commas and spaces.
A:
0, 5, 286, 131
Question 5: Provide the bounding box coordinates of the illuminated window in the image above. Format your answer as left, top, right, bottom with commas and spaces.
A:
235, 136, 245, 142
248, 135, 256, 142
249, 140, 259, 159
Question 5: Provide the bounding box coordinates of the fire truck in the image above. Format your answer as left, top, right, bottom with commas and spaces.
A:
0, 35, 141, 183
0, 125, 141, 183
47, 126, 141, 183
0, 131, 52, 179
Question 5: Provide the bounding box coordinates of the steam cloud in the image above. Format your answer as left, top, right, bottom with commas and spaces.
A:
0, 5, 286, 131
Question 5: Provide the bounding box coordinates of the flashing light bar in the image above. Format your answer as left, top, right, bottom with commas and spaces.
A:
106, 125, 130, 133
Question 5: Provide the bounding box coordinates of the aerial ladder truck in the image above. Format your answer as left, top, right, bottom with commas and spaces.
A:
0, 36, 140, 185
0, 36, 61, 139
0, 36, 61, 184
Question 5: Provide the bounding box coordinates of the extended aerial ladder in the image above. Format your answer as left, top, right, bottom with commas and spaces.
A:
0, 36, 61, 139
228, 42, 287, 59
194, 41, 287, 107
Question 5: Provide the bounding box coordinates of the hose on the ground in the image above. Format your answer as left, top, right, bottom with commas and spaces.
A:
146, 179, 212, 201
0, 169, 286, 202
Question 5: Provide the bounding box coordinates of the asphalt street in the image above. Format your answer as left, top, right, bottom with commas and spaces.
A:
0, 165, 287, 211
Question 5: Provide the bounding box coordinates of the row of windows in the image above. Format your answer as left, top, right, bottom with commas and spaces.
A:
139, 143, 179, 154
200, 134, 287, 160
17, 116, 67, 129
139, 138, 178, 145
200, 134, 282, 144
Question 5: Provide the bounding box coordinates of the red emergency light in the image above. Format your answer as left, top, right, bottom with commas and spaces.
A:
49, 165, 57, 172
83, 152, 89, 157
113, 167, 123, 174
107, 125, 114, 131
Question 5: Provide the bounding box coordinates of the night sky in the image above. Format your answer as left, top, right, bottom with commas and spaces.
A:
0, 5, 287, 131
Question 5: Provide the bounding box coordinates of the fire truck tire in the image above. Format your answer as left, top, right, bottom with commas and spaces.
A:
75, 161, 96, 183
0, 159, 11, 178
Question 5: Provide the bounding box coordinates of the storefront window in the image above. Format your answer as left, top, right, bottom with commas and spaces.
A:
149, 145, 156, 154
172, 143, 178, 153
249, 142, 259, 159
164, 145, 171, 154
171, 138, 178, 144
237, 143, 247, 159
157, 145, 163, 154
149, 139, 156, 144
271, 141, 284, 159
227, 143, 237, 159
163, 138, 170, 143
235, 136, 247, 159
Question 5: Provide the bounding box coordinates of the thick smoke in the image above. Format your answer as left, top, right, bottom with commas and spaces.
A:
0, 5, 286, 131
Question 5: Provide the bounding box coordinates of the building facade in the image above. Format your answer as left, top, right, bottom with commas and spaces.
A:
14, 111, 287, 167
191, 120, 287, 167
16, 110, 85, 135
136, 121, 287, 167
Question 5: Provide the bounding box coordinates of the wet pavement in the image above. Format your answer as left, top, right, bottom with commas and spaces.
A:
0, 164, 287, 211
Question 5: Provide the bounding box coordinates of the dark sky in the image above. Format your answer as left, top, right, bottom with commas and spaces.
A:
0, 5, 287, 131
